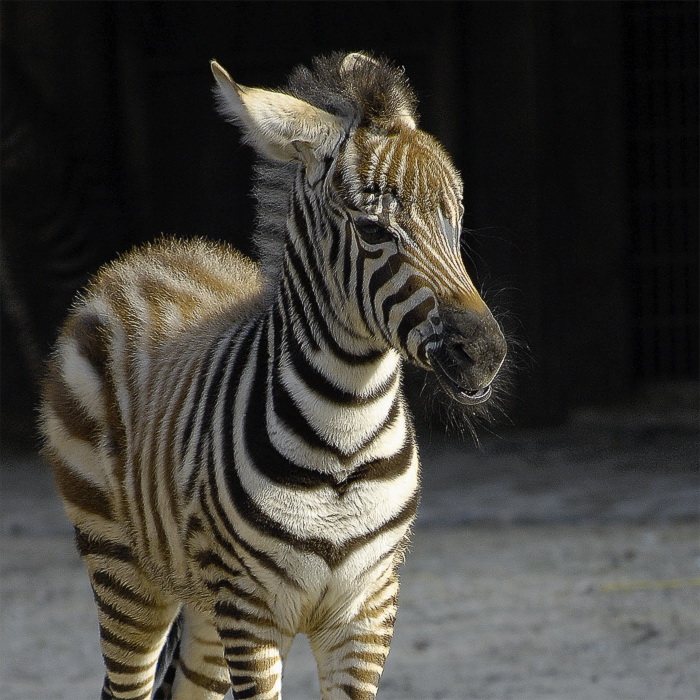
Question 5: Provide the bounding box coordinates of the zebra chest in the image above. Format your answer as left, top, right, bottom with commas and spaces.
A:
193, 444, 420, 595
232, 470, 419, 630
235, 450, 419, 548
210, 367, 419, 556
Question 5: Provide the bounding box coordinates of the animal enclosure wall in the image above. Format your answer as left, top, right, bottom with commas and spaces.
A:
1, 1, 698, 448
624, 4, 699, 379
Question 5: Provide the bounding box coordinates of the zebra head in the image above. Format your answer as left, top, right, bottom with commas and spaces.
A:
212, 53, 506, 406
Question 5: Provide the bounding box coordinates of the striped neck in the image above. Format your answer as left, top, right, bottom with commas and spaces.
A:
260, 238, 404, 465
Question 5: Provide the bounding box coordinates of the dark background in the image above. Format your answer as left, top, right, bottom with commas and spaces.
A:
1, 1, 698, 450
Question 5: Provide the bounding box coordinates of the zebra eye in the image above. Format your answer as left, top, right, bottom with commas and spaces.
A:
355, 217, 394, 245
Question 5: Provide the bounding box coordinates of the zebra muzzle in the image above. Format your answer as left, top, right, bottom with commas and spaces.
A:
428, 308, 507, 405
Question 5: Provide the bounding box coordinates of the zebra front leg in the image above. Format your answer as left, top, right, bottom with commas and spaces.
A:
213, 596, 293, 700
308, 575, 399, 700
169, 605, 231, 699
82, 545, 180, 700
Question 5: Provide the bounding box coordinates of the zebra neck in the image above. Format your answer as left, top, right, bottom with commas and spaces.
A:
265, 290, 404, 462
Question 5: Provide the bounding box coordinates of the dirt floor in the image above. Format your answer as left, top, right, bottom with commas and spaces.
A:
1, 386, 698, 699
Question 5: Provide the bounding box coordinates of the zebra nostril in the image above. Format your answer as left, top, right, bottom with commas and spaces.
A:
449, 340, 475, 366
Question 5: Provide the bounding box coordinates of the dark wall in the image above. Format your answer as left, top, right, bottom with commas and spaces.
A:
2, 2, 698, 447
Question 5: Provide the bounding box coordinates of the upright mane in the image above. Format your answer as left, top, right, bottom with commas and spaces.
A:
286, 51, 418, 130
251, 52, 419, 279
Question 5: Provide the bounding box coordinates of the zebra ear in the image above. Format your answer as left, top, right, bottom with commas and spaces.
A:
340, 52, 417, 130
211, 60, 346, 163
340, 52, 381, 74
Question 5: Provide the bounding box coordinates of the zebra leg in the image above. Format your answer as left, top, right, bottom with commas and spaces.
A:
153, 610, 184, 699
169, 605, 230, 699
212, 596, 293, 700
81, 544, 180, 700
308, 575, 400, 700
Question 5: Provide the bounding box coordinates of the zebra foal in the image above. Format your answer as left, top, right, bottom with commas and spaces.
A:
40, 52, 507, 700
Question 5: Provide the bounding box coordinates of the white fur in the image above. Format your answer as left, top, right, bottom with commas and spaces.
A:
211, 60, 347, 165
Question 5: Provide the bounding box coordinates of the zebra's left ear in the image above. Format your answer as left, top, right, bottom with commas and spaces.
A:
211, 60, 346, 167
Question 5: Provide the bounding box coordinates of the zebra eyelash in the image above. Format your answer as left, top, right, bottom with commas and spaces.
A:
353, 215, 395, 245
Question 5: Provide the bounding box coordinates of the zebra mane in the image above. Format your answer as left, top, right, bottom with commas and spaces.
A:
286, 51, 419, 131
251, 52, 419, 281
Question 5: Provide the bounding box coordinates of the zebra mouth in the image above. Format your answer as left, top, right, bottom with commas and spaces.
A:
440, 374, 493, 405
456, 383, 492, 404
429, 350, 493, 406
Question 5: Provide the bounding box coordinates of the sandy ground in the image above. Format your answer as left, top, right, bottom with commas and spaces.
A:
1, 388, 698, 699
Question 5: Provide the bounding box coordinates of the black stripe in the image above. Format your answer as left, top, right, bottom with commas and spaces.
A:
234, 682, 265, 699
100, 626, 157, 655
91, 570, 170, 610
232, 322, 339, 488
74, 527, 134, 563
103, 655, 156, 675
281, 307, 396, 408
351, 242, 377, 334
206, 579, 270, 612
396, 296, 436, 351
289, 196, 372, 345
198, 485, 269, 592
194, 549, 244, 580
331, 489, 420, 568
286, 244, 330, 338
381, 275, 426, 326
72, 312, 110, 382
359, 251, 396, 346
181, 341, 218, 455
271, 367, 338, 456
343, 221, 355, 290
219, 629, 274, 645
291, 183, 314, 246
108, 677, 152, 694
218, 445, 333, 561
368, 253, 404, 331
216, 609, 273, 636
185, 514, 204, 538
328, 212, 342, 266
179, 661, 230, 695
231, 307, 407, 488
342, 427, 415, 490
204, 454, 304, 590
185, 325, 257, 500
94, 590, 163, 634
53, 458, 114, 521
196, 330, 242, 445
292, 188, 331, 303
282, 270, 321, 351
